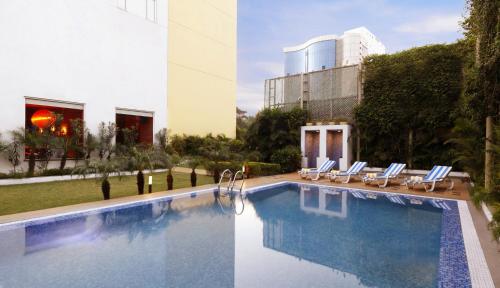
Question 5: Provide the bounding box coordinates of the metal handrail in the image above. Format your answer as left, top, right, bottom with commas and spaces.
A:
218, 169, 233, 194
230, 170, 245, 194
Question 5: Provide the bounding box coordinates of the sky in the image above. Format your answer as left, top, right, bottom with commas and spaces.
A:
237, 0, 467, 115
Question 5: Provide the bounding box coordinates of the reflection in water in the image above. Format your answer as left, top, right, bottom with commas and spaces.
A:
0, 193, 235, 288
245, 184, 443, 288
300, 186, 348, 218
1, 184, 444, 288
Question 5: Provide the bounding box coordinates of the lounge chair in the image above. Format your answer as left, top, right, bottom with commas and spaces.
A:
406, 165, 453, 192
299, 160, 332, 179
329, 161, 367, 183
304, 160, 336, 181
362, 163, 406, 188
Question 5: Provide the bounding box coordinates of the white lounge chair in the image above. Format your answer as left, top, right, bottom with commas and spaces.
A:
299, 160, 331, 179
329, 161, 367, 183
305, 160, 336, 181
406, 165, 453, 192
362, 163, 406, 188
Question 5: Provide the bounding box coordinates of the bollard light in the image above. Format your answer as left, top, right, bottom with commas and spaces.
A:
148, 176, 153, 193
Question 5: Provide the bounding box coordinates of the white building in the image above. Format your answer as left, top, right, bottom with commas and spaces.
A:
0, 0, 167, 171
284, 27, 385, 75
0, 0, 237, 173
339, 27, 386, 66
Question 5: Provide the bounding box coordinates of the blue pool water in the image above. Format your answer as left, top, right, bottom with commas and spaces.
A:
0, 183, 465, 288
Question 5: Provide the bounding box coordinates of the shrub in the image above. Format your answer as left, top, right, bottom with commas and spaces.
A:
245, 107, 307, 162
39, 168, 73, 177
270, 146, 302, 173
246, 162, 281, 177
0, 172, 25, 179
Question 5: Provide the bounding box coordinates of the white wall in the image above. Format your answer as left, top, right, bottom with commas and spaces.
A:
0, 0, 167, 172
300, 125, 352, 171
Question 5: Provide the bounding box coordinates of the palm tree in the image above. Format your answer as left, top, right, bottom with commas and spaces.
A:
187, 157, 202, 187
129, 147, 153, 195
57, 119, 85, 171
73, 160, 122, 200
10, 127, 42, 177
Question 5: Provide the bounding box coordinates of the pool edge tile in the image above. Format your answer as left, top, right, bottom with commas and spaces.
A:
458, 201, 495, 288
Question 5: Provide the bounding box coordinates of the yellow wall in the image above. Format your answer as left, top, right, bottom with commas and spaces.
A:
167, 0, 237, 138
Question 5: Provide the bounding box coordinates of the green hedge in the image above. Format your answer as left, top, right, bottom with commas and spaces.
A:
245, 108, 307, 162
270, 146, 302, 173
246, 162, 281, 177
355, 43, 465, 169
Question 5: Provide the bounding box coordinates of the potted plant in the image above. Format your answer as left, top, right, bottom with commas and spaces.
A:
73, 160, 122, 200
129, 146, 153, 195
187, 157, 202, 187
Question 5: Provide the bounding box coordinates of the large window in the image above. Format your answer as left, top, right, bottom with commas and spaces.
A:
307, 40, 336, 73
115, 109, 153, 145
285, 40, 336, 75
24, 98, 84, 159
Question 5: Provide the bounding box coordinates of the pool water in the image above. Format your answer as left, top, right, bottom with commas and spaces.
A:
0, 183, 448, 288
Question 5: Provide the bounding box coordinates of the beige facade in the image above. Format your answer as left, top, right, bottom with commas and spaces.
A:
167, 0, 237, 138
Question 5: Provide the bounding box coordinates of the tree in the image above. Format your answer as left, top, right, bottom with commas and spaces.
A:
10, 128, 42, 177
200, 135, 236, 183
155, 128, 169, 152
73, 160, 122, 200
97, 122, 116, 160
83, 130, 98, 160
0, 134, 20, 173
5, 141, 21, 174
245, 107, 307, 162
57, 119, 85, 171
462, 0, 500, 191
129, 147, 153, 195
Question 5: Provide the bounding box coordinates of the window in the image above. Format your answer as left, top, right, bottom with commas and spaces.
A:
24, 97, 84, 159
115, 108, 154, 145
146, 0, 157, 22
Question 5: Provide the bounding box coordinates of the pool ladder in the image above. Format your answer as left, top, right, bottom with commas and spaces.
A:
217, 169, 245, 196
216, 169, 245, 215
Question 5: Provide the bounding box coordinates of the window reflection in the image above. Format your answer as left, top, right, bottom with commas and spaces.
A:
284, 40, 336, 75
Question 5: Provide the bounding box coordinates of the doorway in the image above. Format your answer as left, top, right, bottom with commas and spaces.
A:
327, 130, 343, 169
305, 131, 320, 168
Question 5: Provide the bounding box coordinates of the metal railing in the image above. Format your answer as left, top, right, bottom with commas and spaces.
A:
268, 96, 358, 122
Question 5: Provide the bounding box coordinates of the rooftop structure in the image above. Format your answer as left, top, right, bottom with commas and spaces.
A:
284, 27, 386, 75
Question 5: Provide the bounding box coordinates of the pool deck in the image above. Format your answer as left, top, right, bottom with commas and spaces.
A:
0, 173, 498, 286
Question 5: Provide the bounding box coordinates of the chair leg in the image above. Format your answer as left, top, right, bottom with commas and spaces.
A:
378, 177, 389, 188
425, 181, 436, 192
446, 178, 454, 191
312, 172, 320, 181
342, 174, 351, 184
330, 175, 337, 182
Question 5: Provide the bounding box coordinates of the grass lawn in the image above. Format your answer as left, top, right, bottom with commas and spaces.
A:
0, 171, 214, 216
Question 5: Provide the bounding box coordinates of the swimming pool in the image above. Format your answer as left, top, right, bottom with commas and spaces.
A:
0, 182, 492, 287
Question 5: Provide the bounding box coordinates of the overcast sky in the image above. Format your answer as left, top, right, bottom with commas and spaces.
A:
237, 0, 466, 115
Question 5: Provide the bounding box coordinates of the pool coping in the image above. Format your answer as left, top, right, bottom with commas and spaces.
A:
0, 180, 495, 287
